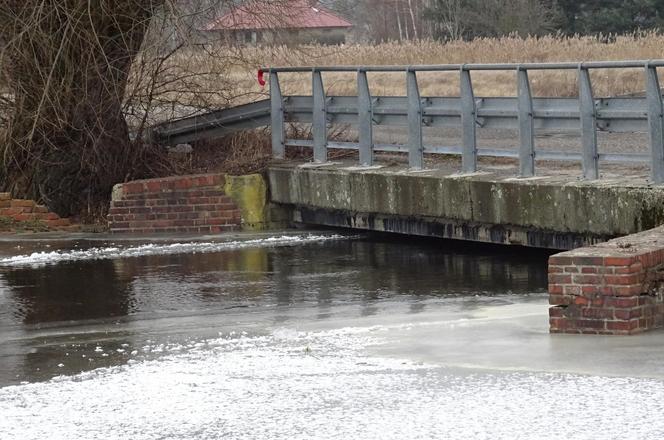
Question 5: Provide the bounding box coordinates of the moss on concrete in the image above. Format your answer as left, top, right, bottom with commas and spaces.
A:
223, 174, 268, 231
223, 173, 290, 231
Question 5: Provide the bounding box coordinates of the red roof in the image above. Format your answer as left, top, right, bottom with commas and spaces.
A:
205, 0, 353, 31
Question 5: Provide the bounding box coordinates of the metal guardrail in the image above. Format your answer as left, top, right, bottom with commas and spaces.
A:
150, 99, 271, 145
266, 60, 664, 182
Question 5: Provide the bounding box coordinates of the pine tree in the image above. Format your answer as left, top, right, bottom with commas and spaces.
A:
557, 0, 664, 35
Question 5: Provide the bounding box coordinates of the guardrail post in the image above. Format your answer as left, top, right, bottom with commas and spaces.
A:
460, 67, 477, 173
357, 69, 374, 166
517, 68, 535, 177
646, 64, 664, 183
578, 66, 599, 180
312, 69, 327, 163
269, 71, 285, 159
407, 69, 424, 169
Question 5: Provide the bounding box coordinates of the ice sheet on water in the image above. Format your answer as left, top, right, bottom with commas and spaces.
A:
2, 325, 664, 440
0, 234, 351, 268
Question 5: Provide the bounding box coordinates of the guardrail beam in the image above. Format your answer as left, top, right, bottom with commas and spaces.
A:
162, 61, 664, 181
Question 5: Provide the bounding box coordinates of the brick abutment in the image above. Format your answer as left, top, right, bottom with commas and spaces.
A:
108, 174, 242, 234
549, 227, 664, 335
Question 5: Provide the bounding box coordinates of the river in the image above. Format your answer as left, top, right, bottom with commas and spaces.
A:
1, 231, 664, 439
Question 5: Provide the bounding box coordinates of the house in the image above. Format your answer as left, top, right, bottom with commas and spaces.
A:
202, 0, 353, 46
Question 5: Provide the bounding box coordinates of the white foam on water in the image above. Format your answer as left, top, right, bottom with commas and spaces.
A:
0, 234, 351, 268
2, 326, 664, 440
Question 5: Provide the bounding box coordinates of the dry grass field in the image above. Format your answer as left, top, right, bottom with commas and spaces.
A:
161, 33, 664, 110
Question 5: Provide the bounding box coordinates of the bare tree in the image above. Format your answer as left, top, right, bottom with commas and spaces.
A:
407, 0, 419, 40
0, 1, 166, 215
425, 0, 559, 40
470, 0, 558, 37
0, 0, 292, 217
426, 0, 465, 40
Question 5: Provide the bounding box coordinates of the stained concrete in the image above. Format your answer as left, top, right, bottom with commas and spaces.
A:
223, 174, 293, 231
268, 161, 664, 249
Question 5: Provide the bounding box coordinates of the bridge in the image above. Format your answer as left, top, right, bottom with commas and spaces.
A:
153, 60, 664, 246
146, 60, 664, 335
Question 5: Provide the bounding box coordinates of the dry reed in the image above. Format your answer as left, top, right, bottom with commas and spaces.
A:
157, 33, 664, 111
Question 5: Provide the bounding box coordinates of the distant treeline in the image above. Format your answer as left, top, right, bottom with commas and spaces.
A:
325, 0, 664, 41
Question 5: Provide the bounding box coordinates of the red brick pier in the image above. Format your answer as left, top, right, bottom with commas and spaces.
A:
549, 227, 664, 335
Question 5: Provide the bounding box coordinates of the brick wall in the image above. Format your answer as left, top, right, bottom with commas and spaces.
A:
108, 174, 242, 234
549, 227, 664, 335
0, 192, 71, 230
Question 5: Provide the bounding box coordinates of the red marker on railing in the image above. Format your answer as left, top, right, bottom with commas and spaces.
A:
257, 69, 266, 87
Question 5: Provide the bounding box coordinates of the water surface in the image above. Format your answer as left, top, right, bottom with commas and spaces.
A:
2, 232, 664, 439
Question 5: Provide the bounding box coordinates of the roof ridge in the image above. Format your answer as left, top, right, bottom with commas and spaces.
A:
205, 0, 353, 31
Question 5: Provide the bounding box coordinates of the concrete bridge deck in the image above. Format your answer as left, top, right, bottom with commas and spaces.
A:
268, 159, 664, 250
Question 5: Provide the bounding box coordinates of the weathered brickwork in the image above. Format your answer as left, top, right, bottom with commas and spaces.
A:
549, 227, 664, 335
108, 174, 242, 234
0, 192, 71, 229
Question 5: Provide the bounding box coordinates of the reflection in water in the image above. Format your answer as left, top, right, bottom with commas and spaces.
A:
3, 260, 132, 325
2, 238, 547, 326
0, 235, 549, 384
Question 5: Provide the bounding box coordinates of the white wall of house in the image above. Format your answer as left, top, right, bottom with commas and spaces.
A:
202, 27, 352, 46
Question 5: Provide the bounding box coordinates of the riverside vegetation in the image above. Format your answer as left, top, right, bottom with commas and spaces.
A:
181, 33, 664, 108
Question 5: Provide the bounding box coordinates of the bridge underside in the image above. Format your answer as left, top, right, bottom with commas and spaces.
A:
292, 206, 607, 249
267, 161, 664, 251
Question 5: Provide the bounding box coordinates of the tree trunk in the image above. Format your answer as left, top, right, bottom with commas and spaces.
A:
396, 2, 404, 40
407, 0, 419, 40
0, 0, 163, 216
